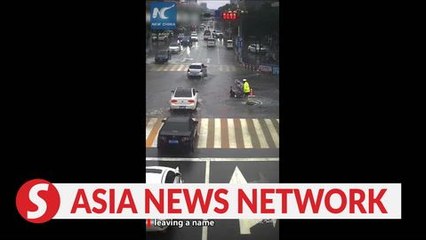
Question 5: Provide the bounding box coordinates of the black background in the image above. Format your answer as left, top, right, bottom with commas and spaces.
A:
2, 0, 424, 239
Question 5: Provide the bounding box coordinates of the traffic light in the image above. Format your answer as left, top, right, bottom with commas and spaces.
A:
221, 10, 238, 20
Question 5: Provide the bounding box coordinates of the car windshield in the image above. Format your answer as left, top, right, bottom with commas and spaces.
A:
189, 65, 202, 69
162, 121, 190, 131
170, 43, 179, 47
174, 88, 192, 97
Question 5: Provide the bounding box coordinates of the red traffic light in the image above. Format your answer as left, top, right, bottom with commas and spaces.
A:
222, 11, 237, 20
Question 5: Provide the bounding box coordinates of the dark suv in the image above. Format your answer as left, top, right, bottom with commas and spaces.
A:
180, 36, 192, 47
155, 50, 170, 63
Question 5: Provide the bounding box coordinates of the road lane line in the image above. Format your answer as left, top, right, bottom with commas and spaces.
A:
151, 122, 164, 148
253, 119, 269, 148
240, 119, 253, 148
214, 118, 221, 148
265, 119, 279, 148
227, 118, 237, 148
145, 118, 157, 140
146, 118, 162, 147
197, 118, 208, 148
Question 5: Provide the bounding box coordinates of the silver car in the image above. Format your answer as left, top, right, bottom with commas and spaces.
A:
168, 42, 181, 53
187, 63, 207, 78
146, 166, 183, 232
170, 87, 198, 111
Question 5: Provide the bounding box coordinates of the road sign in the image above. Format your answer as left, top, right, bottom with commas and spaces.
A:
150, 2, 177, 30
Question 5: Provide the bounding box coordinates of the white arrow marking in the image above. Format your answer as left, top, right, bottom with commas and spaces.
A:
206, 58, 210, 63
229, 166, 262, 235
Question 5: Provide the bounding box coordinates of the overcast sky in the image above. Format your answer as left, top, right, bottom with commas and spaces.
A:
197, 0, 230, 10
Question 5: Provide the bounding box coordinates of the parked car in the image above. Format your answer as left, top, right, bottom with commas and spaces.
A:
170, 87, 198, 111
181, 36, 192, 47
226, 39, 233, 49
146, 166, 183, 232
248, 44, 268, 53
155, 50, 170, 63
168, 42, 181, 53
187, 63, 207, 78
157, 116, 199, 153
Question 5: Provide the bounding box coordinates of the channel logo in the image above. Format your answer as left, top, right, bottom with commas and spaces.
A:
150, 2, 177, 30
16, 179, 60, 223
152, 4, 175, 20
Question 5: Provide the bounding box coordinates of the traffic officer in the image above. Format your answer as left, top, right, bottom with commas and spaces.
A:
242, 79, 251, 97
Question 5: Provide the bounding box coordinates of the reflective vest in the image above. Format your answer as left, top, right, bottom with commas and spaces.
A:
243, 82, 250, 93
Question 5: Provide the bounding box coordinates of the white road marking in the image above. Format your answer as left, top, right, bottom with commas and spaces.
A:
197, 118, 208, 148
214, 118, 221, 148
229, 166, 263, 235
177, 65, 185, 71
151, 122, 164, 148
227, 118, 237, 148
146, 118, 280, 149
240, 119, 253, 148
145, 118, 157, 140
253, 119, 269, 148
265, 119, 279, 148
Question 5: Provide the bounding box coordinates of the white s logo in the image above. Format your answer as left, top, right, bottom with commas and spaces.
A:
27, 183, 49, 219
152, 4, 175, 19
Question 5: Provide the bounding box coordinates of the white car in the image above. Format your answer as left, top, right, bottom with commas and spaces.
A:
248, 44, 267, 53
168, 42, 181, 53
146, 166, 183, 232
207, 37, 216, 47
190, 32, 198, 41
170, 87, 198, 111
187, 63, 207, 78
226, 39, 233, 49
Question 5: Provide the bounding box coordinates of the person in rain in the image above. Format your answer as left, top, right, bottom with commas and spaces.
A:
242, 79, 251, 97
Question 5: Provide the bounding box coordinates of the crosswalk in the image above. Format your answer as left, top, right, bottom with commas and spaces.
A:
146, 118, 279, 149
146, 64, 238, 72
